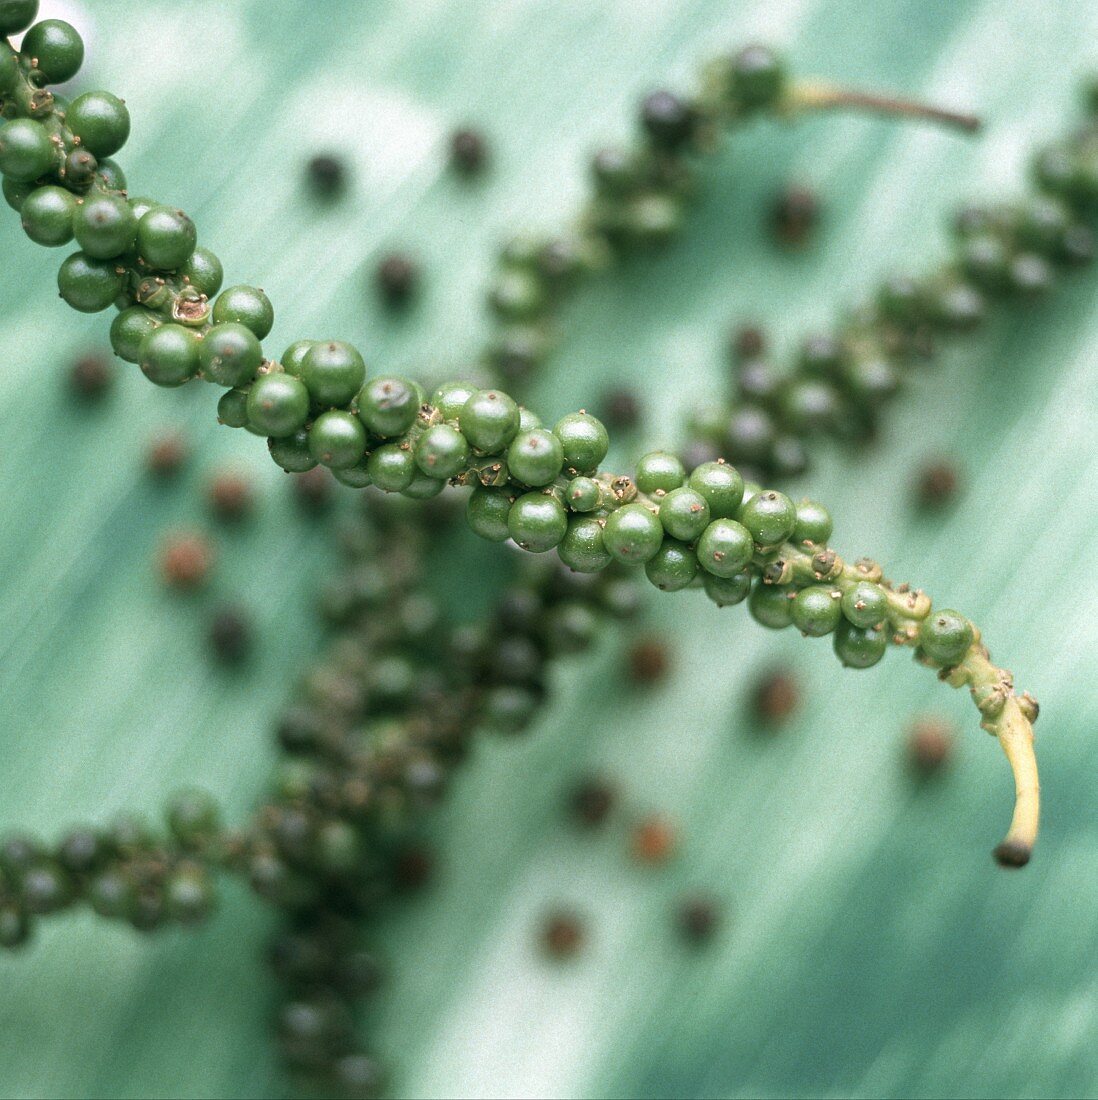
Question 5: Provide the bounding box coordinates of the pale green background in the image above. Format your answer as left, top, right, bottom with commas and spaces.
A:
1, 1, 1097, 1097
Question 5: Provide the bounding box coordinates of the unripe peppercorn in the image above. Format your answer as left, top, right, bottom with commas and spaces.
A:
301, 340, 365, 407
414, 424, 469, 479
137, 207, 197, 270
212, 285, 274, 339
67, 90, 130, 157
635, 450, 685, 495
739, 489, 797, 547
507, 428, 563, 487
20, 185, 77, 247
553, 411, 609, 473
689, 461, 744, 518
602, 503, 664, 563
0, 118, 55, 182
557, 515, 612, 572
461, 389, 520, 453
833, 620, 888, 668
246, 372, 310, 438
507, 492, 567, 553
199, 323, 262, 388
918, 610, 974, 666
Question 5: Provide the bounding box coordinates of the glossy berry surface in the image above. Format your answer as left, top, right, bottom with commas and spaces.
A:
66, 91, 130, 157
246, 373, 309, 438
20, 185, 75, 246
212, 285, 274, 339
0, 118, 54, 182
507, 428, 564, 487
300, 340, 365, 407
22, 19, 84, 84
72, 192, 136, 259
57, 251, 123, 312
358, 376, 421, 437
137, 207, 197, 270
199, 323, 263, 388
461, 389, 520, 453
919, 609, 974, 666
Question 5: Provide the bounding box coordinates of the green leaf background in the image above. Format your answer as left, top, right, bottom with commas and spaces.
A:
1, 1, 1097, 1096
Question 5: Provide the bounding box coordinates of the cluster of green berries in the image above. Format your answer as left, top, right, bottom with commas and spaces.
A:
480, 45, 788, 383
0, 789, 220, 948
685, 93, 1098, 481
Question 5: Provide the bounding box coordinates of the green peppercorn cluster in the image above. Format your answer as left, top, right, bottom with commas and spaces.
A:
685, 94, 1098, 481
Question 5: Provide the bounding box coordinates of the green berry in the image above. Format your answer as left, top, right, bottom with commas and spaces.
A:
180, 247, 223, 297
165, 868, 214, 924
602, 503, 663, 563
199, 322, 263, 388
72, 192, 136, 259
841, 581, 888, 629
366, 443, 417, 492
331, 460, 372, 489
566, 476, 601, 512
688, 461, 744, 518
2, 176, 33, 212
696, 518, 753, 578
137, 206, 197, 270
166, 789, 220, 845
400, 470, 446, 500
739, 489, 797, 547
0, 906, 29, 949
793, 499, 833, 545
20, 184, 75, 246
557, 515, 612, 573
461, 389, 521, 453
553, 411, 609, 473
67, 91, 130, 157
139, 324, 200, 387
703, 571, 752, 607
918, 609, 974, 666
96, 158, 126, 191
269, 430, 316, 473
357, 375, 421, 437
216, 387, 250, 429
212, 284, 274, 339
507, 428, 564, 487
518, 406, 541, 432
415, 424, 469, 478
0, 47, 15, 97
466, 485, 514, 541
659, 487, 710, 541
109, 306, 159, 363
300, 340, 365, 407
57, 251, 122, 312
279, 340, 314, 377
645, 540, 698, 591
791, 585, 842, 636
431, 380, 478, 420
635, 450, 685, 495
507, 491, 567, 552
247, 373, 309, 437
834, 621, 888, 669
0, 118, 55, 182
748, 583, 794, 629
23, 19, 84, 84
308, 410, 366, 469
0, 1, 38, 36
731, 44, 786, 108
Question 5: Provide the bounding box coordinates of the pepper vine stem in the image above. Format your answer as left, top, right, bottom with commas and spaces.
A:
785, 81, 983, 133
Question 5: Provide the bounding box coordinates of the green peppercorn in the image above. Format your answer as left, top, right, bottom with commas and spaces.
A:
834, 620, 888, 668
635, 450, 685, 495
748, 582, 794, 629
410, 425, 465, 480
166, 789, 220, 846
0, 118, 55, 182
701, 570, 750, 607
300, 339, 365, 407
269, 430, 316, 473
793, 499, 832, 545
0, 1, 39, 37
557, 514, 612, 572
655, 486, 708, 542
71, 191, 137, 259
364, 443, 415, 492
731, 44, 786, 109
308, 410, 367, 469
139, 323, 200, 387
791, 585, 842, 636
212, 284, 274, 339
602, 503, 664, 563
358, 375, 421, 437
198, 322, 261, 387
640, 89, 696, 150
688, 461, 744, 518
180, 246, 223, 297
57, 829, 104, 873
332, 460, 372, 488
216, 387, 250, 429
431, 379, 479, 420
564, 476, 600, 512
96, 158, 126, 191
57, 250, 122, 313
165, 867, 214, 925
67, 90, 130, 157
109, 306, 159, 363
2, 176, 33, 212
20, 184, 75, 246
20, 862, 72, 914
918, 609, 974, 666
247, 372, 310, 437
457, 389, 520, 453
553, 411, 609, 473
780, 378, 841, 434
23, 19, 84, 84
137, 206, 197, 270
400, 469, 446, 499
841, 581, 888, 629
0, 46, 15, 97
507, 491, 567, 552
696, 517, 753, 578
62, 148, 97, 185
466, 485, 514, 541
645, 539, 698, 591
507, 428, 564, 487
738, 489, 796, 547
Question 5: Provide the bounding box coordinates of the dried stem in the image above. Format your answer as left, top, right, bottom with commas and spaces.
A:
787, 80, 982, 134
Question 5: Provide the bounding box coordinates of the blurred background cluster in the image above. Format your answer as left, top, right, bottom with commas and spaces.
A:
1, 0, 1097, 1097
